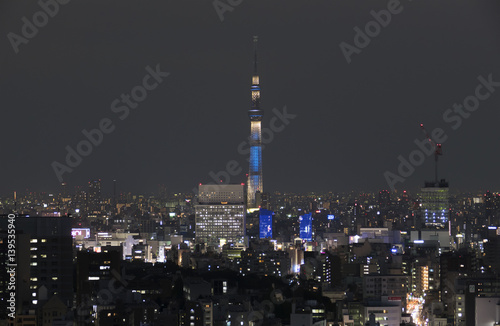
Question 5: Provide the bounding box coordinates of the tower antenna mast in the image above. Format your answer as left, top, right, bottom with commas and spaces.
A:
247, 36, 264, 208
420, 123, 443, 184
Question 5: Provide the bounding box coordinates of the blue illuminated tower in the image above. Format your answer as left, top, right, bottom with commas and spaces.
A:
299, 213, 313, 241
247, 36, 263, 208
259, 208, 273, 239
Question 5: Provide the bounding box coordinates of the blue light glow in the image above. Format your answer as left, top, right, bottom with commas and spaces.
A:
250, 146, 261, 172
259, 209, 273, 239
299, 213, 312, 241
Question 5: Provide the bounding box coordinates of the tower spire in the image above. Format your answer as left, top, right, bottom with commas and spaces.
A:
247, 36, 263, 208
249, 36, 261, 113
253, 35, 258, 74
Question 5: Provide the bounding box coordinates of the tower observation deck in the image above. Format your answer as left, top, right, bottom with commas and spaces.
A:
247, 36, 263, 208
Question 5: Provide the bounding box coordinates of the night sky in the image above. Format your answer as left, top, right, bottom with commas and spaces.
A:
1, 0, 500, 195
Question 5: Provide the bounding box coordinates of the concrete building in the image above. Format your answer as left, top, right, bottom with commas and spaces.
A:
195, 184, 246, 245
363, 275, 408, 309
410, 229, 451, 249
475, 297, 500, 326
363, 302, 401, 326
180, 299, 213, 326
0, 216, 73, 312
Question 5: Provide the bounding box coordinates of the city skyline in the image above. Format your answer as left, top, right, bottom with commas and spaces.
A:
3, 2, 500, 324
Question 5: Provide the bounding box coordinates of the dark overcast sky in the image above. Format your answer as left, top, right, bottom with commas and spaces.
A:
1, 0, 500, 195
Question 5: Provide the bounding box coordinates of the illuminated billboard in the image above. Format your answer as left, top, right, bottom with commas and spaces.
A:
71, 228, 90, 239
259, 208, 273, 239
327, 214, 335, 220
299, 213, 312, 241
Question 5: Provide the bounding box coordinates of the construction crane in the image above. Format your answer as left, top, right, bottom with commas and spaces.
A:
420, 123, 442, 185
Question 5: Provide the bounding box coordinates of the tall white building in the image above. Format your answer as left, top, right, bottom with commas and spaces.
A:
195, 184, 246, 245
247, 36, 264, 208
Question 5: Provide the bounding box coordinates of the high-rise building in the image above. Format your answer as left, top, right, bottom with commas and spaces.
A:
454, 277, 500, 326
363, 275, 408, 309
88, 179, 102, 213
484, 226, 500, 274
484, 191, 499, 225
299, 213, 312, 241
247, 36, 263, 208
195, 185, 246, 245
0, 216, 73, 313
179, 299, 213, 326
420, 179, 449, 227
259, 208, 273, 239
76, 250, 121, 307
